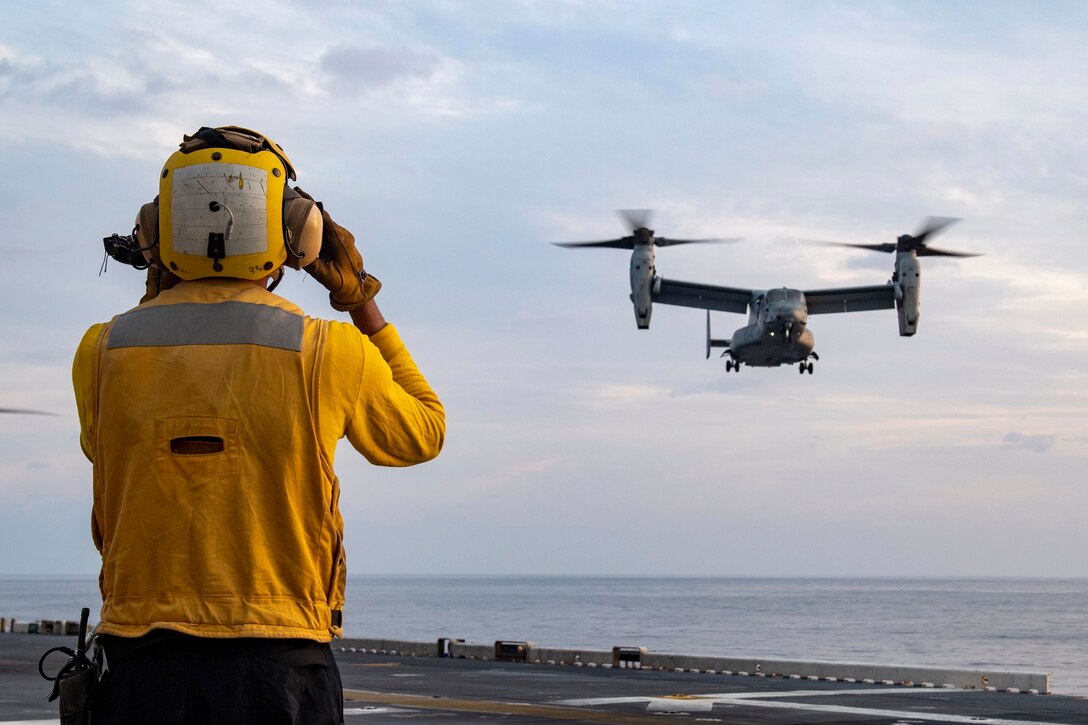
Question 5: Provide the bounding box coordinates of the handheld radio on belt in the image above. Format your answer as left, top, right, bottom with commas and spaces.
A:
39, 607, 98, 725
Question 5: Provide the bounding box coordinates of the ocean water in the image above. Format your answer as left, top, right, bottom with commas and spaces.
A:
2, 576, 1086, 695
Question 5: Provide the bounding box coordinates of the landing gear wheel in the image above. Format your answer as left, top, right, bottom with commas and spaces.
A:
725, 360, 733, 372
798, 364, 805, 375
806, 362, 814, 374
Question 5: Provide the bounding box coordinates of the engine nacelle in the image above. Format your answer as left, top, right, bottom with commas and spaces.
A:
895, 251, 920, 336
630, 245, 654, 329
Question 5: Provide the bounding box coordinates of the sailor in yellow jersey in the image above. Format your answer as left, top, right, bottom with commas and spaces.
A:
72, 126, 445, 724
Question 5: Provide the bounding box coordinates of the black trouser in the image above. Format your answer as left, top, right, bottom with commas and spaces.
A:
91, 631, 343, 725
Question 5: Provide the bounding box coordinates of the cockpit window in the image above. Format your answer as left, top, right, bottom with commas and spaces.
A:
766, 288, 801, 303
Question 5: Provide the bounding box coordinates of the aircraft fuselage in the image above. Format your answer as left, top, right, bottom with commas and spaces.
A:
726, 288, 815, 367
729, 321, 814, 366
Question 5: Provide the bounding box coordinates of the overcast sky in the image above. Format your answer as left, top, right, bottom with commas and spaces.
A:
1, 1, 1086, 578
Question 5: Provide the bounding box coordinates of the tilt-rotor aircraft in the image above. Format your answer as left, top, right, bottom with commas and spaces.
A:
556, 212, 979, 374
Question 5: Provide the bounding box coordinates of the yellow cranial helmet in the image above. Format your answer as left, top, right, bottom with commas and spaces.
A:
154, 126, 322, 281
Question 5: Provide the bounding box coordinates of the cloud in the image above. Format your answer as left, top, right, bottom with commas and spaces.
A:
509, 311, 579, 327
0, 8, 522, 158
591, 383, 671, 403
704, 77, 771, 99
0, 45, 172, 119
320, 44, 441, 93
508, 457, 559, 477
1002, 431, 1056, 454
790, 17, 1088, 134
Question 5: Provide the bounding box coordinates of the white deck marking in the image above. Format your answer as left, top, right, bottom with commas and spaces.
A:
345, 706, 415, 716
647, 696, 716, 713
682, 688, 948, 699
714, 698, 1057, 724
560, 687, 931, 706
558, 689, 1064, 725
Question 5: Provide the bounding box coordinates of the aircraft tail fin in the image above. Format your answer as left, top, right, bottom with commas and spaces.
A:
705, 310, 731, 359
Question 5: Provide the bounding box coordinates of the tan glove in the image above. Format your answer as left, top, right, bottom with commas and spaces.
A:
139, 266, 180, 304
296, 192, 381, 311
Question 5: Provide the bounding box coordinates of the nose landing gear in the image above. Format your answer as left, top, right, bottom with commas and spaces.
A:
798, 361, 814, 374
725, 359, 740, 372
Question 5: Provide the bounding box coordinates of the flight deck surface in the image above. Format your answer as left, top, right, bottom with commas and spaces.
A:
2, 634, 1086, 723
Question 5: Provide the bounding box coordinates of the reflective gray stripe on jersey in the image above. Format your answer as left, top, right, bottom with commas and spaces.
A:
107, 302, 304, 351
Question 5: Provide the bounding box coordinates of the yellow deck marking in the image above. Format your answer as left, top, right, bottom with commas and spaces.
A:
343, 689, 733, 723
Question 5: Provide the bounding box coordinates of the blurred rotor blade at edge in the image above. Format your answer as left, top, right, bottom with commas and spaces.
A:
554, 209, 740, 250
655, 237, 743, 247
803, 240, 898, 253
552, 238, 634, 249
915, 216, 962, 244
617, 209, 654, 232
916, 246, 983, 258
802, 217, 981, 257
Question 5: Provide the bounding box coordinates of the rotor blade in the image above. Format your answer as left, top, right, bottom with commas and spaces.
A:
796, 238, 852, 247
0, 407, 58, 416
803, 218, 977, 256
617, 209, 654, 232
914, 216, 961, 245
816, 239, 979, 256
655, 237, 743, 247
552, 238, 633, 249
806, 240, 898, 254
916, 246, 983, 258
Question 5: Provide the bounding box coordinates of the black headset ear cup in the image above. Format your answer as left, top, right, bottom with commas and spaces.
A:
282, 186, 322, 269
135, 198, 161, 268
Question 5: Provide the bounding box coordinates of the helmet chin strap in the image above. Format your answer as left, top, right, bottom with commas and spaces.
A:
265, 267, 285, 293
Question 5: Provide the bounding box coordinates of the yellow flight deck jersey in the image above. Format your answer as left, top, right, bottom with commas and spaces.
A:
73, 279, 444, 641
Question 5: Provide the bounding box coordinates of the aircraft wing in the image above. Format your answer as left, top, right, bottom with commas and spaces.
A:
652, 277, 752, 314
802, 284, 896, 314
